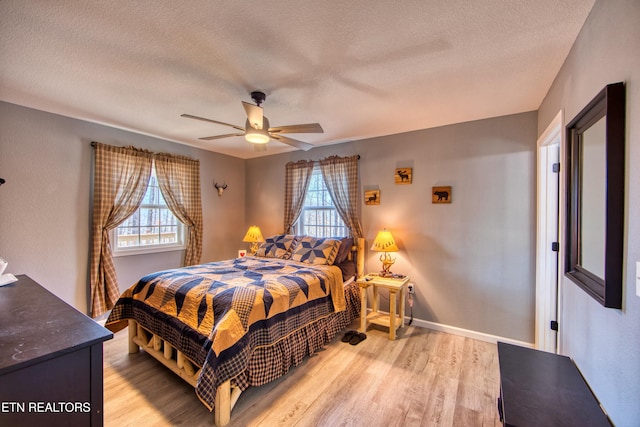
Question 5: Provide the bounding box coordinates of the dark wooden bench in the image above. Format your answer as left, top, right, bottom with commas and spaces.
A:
497, 342, 611, 426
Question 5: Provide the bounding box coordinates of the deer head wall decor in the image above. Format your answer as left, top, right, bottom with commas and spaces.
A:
214, 181, 228, 197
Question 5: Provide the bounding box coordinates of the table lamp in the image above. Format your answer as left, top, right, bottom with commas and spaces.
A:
242, 226, 264, 255
370, 229, 399, 277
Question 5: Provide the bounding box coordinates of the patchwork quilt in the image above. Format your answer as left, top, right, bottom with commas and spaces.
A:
106, 256, 346, 409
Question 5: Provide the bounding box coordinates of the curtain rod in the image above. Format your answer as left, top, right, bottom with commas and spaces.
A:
310, 154, 360, 163
91, 141, 359, 160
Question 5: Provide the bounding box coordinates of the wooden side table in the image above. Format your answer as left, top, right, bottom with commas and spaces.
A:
357, 274, 409, 340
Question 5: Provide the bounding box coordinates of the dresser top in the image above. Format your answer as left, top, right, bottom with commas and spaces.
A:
0, 275, 113, 375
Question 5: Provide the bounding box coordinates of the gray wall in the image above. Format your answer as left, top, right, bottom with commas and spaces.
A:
0, 102, 246, 314
537, 0, 640, 425
247, 111, 538, 343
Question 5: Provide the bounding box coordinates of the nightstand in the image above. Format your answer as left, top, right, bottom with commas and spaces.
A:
357, 274, 410, 340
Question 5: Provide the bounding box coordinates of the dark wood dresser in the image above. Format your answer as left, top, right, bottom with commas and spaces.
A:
0, 275, 113, 427
497, 342, 611, 426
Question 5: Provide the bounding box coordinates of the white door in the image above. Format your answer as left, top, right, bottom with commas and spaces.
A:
535, 111, 562, 352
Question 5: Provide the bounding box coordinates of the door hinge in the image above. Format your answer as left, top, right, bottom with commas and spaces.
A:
552, 163, 560, 173
550, 320, 559, 331
551, 242, 559, 252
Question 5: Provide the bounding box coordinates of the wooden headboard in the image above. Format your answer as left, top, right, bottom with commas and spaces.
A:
352, 237, 365, 278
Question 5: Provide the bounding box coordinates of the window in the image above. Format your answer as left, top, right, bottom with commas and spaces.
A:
296, 168, 348, 238
113, 166, 184, 255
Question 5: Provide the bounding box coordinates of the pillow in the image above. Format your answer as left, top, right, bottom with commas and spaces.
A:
333, 237, 354, 265
335, 258, 356, 281
256, 234, 298, 259
289, 236, 341, 265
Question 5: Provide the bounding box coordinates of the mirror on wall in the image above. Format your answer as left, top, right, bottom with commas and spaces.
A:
565, 82, 625, 309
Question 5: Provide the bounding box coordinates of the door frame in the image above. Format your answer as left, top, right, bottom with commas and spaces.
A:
535, 110, 563, 352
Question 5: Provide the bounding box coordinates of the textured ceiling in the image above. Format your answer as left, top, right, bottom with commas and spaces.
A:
0, 1, 595, 159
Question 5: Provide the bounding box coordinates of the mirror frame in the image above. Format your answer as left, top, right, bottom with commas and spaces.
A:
565, 82, 625, 308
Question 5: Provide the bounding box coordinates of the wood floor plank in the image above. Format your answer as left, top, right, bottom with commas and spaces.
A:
104, 323, 503, 426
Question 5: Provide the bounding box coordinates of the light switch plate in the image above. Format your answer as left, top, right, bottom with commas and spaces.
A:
636, 261, 640, 297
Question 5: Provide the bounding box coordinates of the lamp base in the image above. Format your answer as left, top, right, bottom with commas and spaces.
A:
249, 242, 260, 256
379, 252, 396, 277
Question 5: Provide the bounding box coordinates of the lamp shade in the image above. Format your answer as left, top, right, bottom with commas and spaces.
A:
242, 226, 264, 243
370, 229, 399, 252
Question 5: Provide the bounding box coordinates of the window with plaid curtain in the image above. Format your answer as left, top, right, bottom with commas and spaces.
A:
284, 155, 362, 239
90, 143, 202, 318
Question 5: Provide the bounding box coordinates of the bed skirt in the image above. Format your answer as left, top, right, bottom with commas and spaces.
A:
124, 279, 360, 415
235, 279, 360, 390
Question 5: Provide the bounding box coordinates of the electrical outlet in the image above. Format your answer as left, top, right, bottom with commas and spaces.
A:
407, 283, 414, 294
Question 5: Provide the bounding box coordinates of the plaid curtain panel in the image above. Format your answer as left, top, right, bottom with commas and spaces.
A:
283, 160, 314, 233
90, 142, 153, 317
318, 155, 363, 238
154, 153, 203, 266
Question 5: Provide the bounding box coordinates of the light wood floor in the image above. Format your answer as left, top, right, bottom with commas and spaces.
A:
104, 323, 502, 427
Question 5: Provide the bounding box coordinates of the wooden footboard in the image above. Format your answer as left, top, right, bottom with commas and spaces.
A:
127, 319, 241, 426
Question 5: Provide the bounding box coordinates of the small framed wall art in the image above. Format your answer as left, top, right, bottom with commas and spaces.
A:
395, 168, 412, 184
432, 186, 451, 204
364, 189, 380, 205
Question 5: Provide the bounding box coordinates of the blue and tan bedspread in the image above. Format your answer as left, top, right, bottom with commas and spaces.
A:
106, 256, 347, 410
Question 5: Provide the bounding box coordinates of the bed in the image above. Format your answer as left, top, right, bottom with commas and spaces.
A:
106, 235, 364, 426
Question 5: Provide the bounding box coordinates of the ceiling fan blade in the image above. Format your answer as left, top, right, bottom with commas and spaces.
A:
242, 101, 264, 129
199, 133, 244, 141
271, 134, 314, 151
181, 114, 245, 132
269, 123, 324, 134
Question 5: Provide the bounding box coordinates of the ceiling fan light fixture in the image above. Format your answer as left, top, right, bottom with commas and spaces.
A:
245, 129, 270, 144
246, 133, 270, 144
182, 98, 320, 150
244, 117, 270, 144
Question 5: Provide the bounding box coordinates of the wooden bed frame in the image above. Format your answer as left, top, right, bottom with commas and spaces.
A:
126, 237, 365, 426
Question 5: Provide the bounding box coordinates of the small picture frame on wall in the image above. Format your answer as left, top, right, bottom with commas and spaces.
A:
432, 186, 451, 204
364, 189, 380, 205
238, 249, 247, 258
395, 168, 412, 184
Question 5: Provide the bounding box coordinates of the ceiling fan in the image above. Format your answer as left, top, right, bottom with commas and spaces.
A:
181, 91, 323, 151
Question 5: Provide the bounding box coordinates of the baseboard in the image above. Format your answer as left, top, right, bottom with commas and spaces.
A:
407, 316, 534, 348
361, 305, 533, 347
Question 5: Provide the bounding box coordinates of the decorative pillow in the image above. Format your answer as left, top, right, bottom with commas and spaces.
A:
256, 234, 298, 259
289, 236, 341, 265
333, 237, 354, 265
